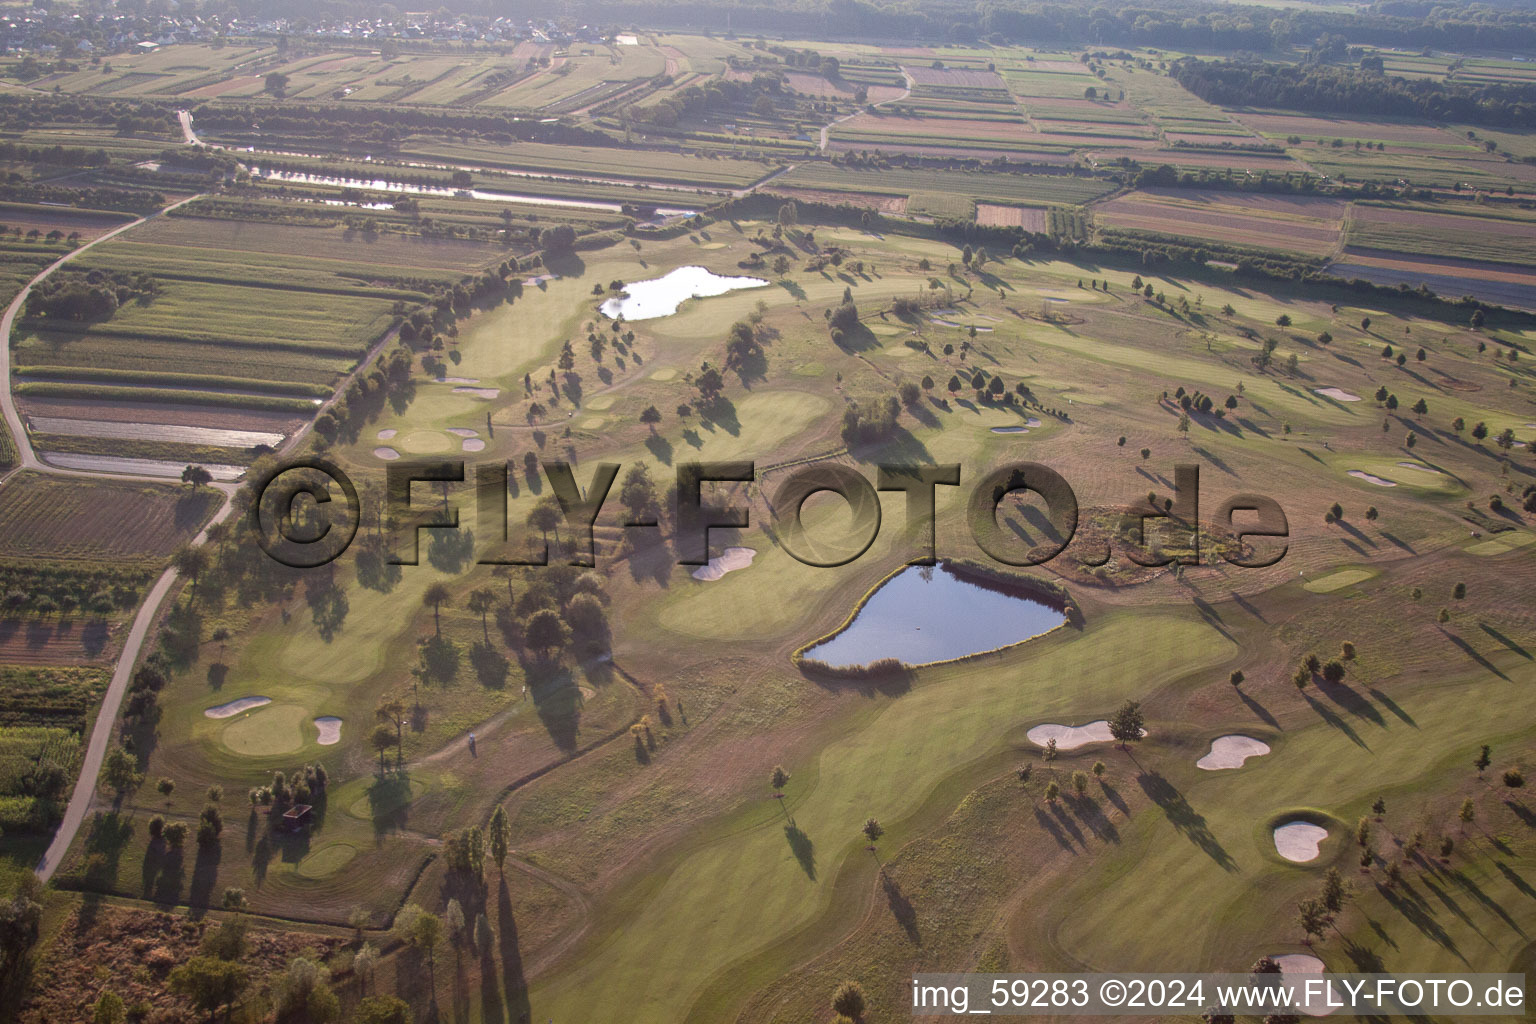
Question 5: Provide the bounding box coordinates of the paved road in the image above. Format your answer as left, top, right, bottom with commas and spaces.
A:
0, 191, 244, 880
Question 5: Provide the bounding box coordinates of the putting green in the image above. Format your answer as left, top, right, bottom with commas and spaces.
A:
1302, 568, 1376, 593
585, 395, 616, 410
397, 430, 451, 454
297, 843, 357, 879
578, 417, 606, 430
221, 703, 307, 756
650, 368, 679, 381
1468, 532, 1536, 556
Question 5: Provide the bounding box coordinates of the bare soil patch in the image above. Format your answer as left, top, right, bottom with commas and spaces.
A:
976, 204, 1047, 231
840, 113, 1034, 140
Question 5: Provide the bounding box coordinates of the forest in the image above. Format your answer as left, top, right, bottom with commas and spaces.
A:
1170, 58, 1536, 128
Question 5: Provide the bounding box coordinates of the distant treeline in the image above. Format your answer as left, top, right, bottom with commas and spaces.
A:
552, 0, 1535, 52
1171, 58, 1536, 129
0, 94, 175, 136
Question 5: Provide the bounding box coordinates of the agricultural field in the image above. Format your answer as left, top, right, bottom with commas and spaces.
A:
2, 19, 1536, 1024
1345, 201, 1536, 267
0, 473, 220, 568
1095, 189, 1347, 257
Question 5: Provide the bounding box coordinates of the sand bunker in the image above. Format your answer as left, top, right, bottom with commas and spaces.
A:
1274, 821, 1328, 862
374, 447, 400, 460
436, 376, 481, 385
1314, 387, 1360, 402
452, 386, 500, 398
205, 696, 271, 719
691, 546, 756, 581
1197, 735, 1271, 770
376, 428, 397, 440
314, 717, 342, 745
1027, 721, 1144, 750
1348, 470, 1395, 486
991, 425, 1028, 434
462, 438, 486, 452
1270, 954, 1340, 1017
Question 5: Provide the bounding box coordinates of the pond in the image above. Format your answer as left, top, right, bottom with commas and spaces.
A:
600, 266, 768, 321
800, 563, 1065, 669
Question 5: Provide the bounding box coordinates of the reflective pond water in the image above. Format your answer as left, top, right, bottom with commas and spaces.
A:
801, 563, 1065, 669
599, 266, 768, 320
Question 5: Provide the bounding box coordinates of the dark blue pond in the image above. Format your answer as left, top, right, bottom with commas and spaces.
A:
801, 564, 1065, 669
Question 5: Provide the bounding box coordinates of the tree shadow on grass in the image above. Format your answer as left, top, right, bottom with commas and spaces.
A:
1366, 689, 1415, 727
189, 840, 221, 916
1438, 627, 1509, 681
1236, 688, 1280, 729
1315, 677, 1384, 726
1136, 771, 1236, 871
145, 843, 184, 905
526, 662, 580, 752
1301, 690, 1366, 748
881, 873, 920, 944
1066, 794, 1120, 844
498, 876, 532, 1024
1377, 880, 1466, 961
1479, 623, 1532, 660
368, 772, 415, 837
1034, 806, 1078, 854
470, 642, 509, 689
784, 824, 815, 881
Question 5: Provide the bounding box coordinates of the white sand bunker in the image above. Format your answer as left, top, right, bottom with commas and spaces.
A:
1274, 821, 1329, 862
436, 376, 480, 385
1314, 387, 1360, 402
991, 425, 1028, 434
314, 717, 342, 745
447, 427, 479, 437
1027, 721, 1144, 750
462, 438, 486, 452
374, 447, 400, 461
691, 547, 756, 581
1197, 735, 1271, 770
1270, 954, 1340, 1017
1395, 462, 1440, 474
205, 696, 271, 719
376, 428, 397, 440
452, 386, 500, 398
1348, 470, 1395, 486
